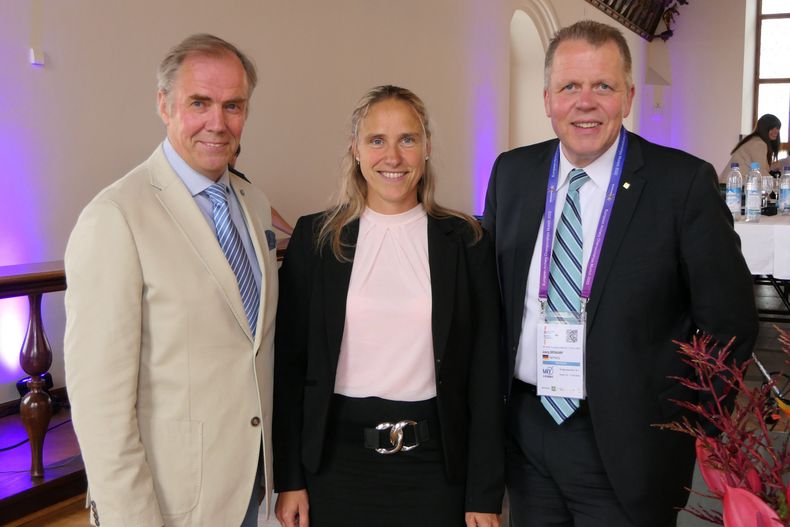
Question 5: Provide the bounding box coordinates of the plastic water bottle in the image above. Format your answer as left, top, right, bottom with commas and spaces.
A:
744, 162, 761, 223
761, 172, 774, 210
780, 166, 790, 216
725, 163, 742, 220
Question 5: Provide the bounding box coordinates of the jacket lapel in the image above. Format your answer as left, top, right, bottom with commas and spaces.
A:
428, 216, 457, 365
149, 147, 252, 341
324, 220, 358, 374
510, 141, 554, 349
585, 132, 646, 328
231, 176, 268, 347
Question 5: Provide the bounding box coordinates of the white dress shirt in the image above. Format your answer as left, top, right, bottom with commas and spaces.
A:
515, 139, 621, 387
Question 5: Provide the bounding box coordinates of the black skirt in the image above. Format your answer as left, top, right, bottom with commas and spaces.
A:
305, 395, 466, 527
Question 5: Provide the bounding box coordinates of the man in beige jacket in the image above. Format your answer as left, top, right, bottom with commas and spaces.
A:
64, 34, 277, 526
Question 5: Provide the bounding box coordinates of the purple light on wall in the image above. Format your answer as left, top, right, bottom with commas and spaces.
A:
462, 0, 503, 217
0, 113, 43, 383
471, 83, 498, 215
0, 298, 26, 372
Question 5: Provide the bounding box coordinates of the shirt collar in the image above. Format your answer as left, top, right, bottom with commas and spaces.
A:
162, 137, 230, 196
558, 136, 621, 192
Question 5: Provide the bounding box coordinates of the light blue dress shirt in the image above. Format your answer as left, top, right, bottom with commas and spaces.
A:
162, 138, 262, 292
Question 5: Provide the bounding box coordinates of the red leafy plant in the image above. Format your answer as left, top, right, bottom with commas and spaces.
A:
657, 328, 790, 525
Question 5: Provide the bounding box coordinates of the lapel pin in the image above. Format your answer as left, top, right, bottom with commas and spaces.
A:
622, 182, 631, 190
240, 189, 246, 196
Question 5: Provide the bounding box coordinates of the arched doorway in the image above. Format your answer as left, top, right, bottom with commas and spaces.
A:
509, 0, 560, 148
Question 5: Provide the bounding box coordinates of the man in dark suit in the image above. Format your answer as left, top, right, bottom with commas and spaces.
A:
483, 20, 758, 527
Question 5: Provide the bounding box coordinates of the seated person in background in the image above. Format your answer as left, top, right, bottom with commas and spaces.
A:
231, 145, 294, 235
719, 113, 786, 183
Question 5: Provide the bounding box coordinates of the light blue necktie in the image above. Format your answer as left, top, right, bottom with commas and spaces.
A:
542, 168, 590, 424
204, 183, 259, 336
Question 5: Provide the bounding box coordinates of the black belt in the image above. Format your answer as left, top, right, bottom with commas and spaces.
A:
363, 420, 431, 454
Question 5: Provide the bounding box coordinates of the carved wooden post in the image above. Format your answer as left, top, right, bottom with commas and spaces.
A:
19, 292, 53, 478
0, 261, 65, 479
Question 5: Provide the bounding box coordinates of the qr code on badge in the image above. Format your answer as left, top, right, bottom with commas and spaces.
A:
566, 328, 578, 343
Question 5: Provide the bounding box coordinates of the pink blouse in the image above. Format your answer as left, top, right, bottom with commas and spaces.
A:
334, 204, 436, 401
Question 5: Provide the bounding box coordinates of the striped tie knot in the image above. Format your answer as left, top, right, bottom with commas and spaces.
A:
204, 183, 228, 207
568, 169, 590, 193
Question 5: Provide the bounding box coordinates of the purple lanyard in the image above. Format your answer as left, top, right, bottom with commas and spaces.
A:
538, 127, 628, 303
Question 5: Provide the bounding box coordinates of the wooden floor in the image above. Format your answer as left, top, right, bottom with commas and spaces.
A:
0, 411, 83, 494
5, 494, 87, 527
5, 493, 283, 526
0, 408, 86, 525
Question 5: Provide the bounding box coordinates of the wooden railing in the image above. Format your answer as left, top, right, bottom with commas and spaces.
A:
0, 261, 65, 478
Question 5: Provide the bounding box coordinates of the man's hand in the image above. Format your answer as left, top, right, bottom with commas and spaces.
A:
275, 489, 310, 527
465, 512, 500, 527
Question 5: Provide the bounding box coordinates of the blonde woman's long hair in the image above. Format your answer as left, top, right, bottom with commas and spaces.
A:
318, 85, 482, 261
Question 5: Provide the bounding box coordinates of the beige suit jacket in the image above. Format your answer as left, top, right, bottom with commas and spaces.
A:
64, 145, 277, 526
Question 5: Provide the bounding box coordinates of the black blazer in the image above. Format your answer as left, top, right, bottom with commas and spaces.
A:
273, 212, 505, 513
483, 132, 759, 526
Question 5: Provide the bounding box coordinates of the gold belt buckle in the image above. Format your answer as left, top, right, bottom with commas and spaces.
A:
374, 420, 419, 454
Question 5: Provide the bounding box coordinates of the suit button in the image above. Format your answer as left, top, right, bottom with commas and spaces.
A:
251, 417, 261, 426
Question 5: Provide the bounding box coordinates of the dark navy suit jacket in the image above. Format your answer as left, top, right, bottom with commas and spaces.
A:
483, 132, 758, 525
273, 212, 505, 513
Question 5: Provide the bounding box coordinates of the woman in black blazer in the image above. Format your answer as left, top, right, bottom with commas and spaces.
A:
273, 85, 504, 527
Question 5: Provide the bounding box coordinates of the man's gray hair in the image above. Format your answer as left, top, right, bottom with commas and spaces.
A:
544, 20, 632, 89
157, 33, 257, 99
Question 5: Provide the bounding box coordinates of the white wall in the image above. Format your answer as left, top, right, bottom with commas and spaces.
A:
255, 0, 512, 218
640, 0, 749, 172
0, 0, 751, 402
510, 8, 555, 148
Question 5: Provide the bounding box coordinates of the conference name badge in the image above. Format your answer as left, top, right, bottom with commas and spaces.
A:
537, 317, 585, 399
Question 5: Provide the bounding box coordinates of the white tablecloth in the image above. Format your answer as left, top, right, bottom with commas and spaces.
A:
734, 215, 790, 279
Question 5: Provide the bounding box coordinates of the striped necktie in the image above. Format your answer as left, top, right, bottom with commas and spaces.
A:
542, 168, 590, 424
204, 183, 259, 336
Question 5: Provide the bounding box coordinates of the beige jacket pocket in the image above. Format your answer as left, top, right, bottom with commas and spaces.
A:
140, 418, 203, 515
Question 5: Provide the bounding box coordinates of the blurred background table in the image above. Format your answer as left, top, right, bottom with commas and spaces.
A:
735, 215, 790, 279
735, 215, 790, 323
